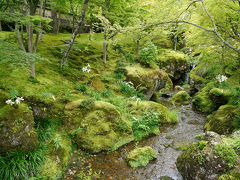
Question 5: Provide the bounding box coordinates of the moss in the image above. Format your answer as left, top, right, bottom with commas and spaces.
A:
0, 104, 38, 153
171, 91, 190, 105
91, 76, 105, 92
198, 140, 208, 150
218, 174, 236, 180
209, 88, 231, 106
192, 82, 217, 113
127, 100, 178, 124
125, 64, 169, 100
65, 100, 134, 153
126, 146, 157, 168
204, 105, 237, 135
38, 132, 72, 179
190, 70, 205, 84
214, 143, 238, 168
0, 89, 8, 107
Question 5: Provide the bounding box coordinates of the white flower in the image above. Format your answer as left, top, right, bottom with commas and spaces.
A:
52, 95, 56, 101
6, 99, 15, 106
133, 117, 138, 121
82, 66, 91, 73
216, 75, 228, 83
15, 99, 21, 104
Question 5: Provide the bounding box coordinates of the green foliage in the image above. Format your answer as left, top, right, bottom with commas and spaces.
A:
138, 43, 158, 67
214, 143, 238, 168
131, 111, 161, 141
0, 148, 45, 180
198, 141, 208, 150
195, 133, 203, 140
100, 89, 113, 98
76, 84, 89, 93
118, 81, 144, 99
197, 152, 205, 165
8, 88, 20, 100
168, 110, 179, 124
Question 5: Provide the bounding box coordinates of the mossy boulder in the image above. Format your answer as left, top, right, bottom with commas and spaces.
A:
90, 76, 105, 92
177, 132, 239, 180
64, 99, 134, 153
192, 82, 217, 114
0, 104, 38, 153
209, 88, 231, 106
204, 105, 237, 135
127, 101, 178, 124
126, 146, 157, 168
171, 91, 190, 105
125, 64, 169, 100
158, 49, 187, 83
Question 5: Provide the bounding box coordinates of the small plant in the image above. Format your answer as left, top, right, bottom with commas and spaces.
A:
8, 88, 20, 100
168, 110, 179, 124
138, 42, 158, 67
214, 143, 238, 168
131, 111, 161, 140
197, 152, 205, 165
195, 133, 203, 140
198, 140, 208, 150
77, 164, 101, 180
100, 89, 113, 98
76, 84, 88, 92
82, 64, 91, 73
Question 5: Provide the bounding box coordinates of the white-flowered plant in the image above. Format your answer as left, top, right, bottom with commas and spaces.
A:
6, 97, 24, 106
216, 75, 228, 83
130, 96, 141, 103
82, 64, 91, 73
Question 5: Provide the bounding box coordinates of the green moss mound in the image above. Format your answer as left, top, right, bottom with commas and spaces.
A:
171, 91, 190, 105
0, 104, 38, 153
127, 100, 178, 124
204, 105, 238, 135
126, 146, 157, 168
125, 64, 169, 100
158, 49, 187, 83
64, 99, 134, 153
0, 89, 8, 107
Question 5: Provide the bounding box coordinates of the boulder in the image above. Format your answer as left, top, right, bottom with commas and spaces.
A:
127, 101, 178, 124
158, 49, 187, 84
204, 105, 237, 135
0, 104, 38, 153
171, 91, 190, 105
177, 132, 239, 180
126, 146, 157, 168
64, 99, 134, 153
209, 88, 231, 107
125, 64, 170, 100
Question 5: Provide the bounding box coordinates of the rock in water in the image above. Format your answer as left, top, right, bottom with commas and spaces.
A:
0, 104, 38, 153
126, 146, 157, 168
64, 99, 134, 153
171, 91, 190, 105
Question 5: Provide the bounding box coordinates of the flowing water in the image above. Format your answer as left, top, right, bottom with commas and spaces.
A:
62, 98, 206, 180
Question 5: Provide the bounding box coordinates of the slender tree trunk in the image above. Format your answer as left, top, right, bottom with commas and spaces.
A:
0, 21, 2, 31
174, 36, 177, 51
61, 0, 89, 68
136, 37, 140, 54
103, 25, 107, 64
15, 23, 26, 51
30, 63, 35, 78
51, 9, 59, 34
40, 0, 46, 41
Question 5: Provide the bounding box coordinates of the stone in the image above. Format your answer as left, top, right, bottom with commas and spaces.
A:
126, 146, 157, 168
0, 104, 38, 153
171, 91, 190, 105
64, 99, 134, 153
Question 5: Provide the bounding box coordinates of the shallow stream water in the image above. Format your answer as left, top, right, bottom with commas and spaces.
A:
62, 99, 206, 180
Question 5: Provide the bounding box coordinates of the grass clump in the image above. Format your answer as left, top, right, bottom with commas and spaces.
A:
131, 111, 161, 141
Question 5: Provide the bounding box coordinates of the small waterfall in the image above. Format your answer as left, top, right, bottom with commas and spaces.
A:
185, 60, 197, 84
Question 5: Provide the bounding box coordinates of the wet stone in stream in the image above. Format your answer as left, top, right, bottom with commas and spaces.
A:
62, 103, 205, 180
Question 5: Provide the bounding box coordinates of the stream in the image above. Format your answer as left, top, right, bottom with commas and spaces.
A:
62, 98, 206, 180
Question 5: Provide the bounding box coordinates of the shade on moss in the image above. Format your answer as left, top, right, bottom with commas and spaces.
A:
126, 146, 157, 168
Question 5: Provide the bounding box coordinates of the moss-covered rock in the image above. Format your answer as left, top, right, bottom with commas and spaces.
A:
127, 100, 178, 124
171, 91, 190, 105
64, 99, 134, 153
204, 105, 237, 135
192, 82, 217, 113
177, 132, 239, 180
126, 146, 157, 168
0, 104, 38, 153
209, 88, 231, 107
158, 49, 187, 83
125, 64, 169, 100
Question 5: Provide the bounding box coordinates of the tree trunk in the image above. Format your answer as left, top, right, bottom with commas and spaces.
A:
89, 27, 92, 41
136, 37, 140, 54
174, 36, 177, 51
40, 0, 46, 42
51, 9, 59, 34
0, 21, 2, 31
30, 63, 35, 78
15, 23, 26, 51
103, 25, 107, 64
61, 0, 89, 68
